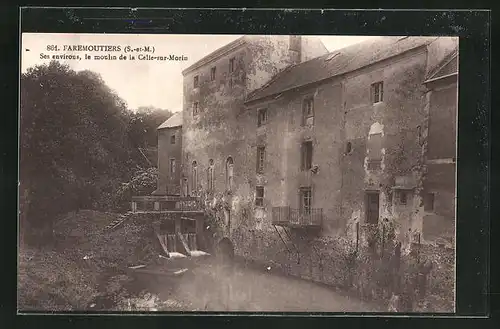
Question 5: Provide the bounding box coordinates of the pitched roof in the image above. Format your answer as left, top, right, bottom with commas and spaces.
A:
424, 48, 458, 83
157, 112, 182, 129
246, 36, 439, 103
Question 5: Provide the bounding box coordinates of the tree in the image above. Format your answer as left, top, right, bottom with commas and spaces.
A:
128, 106, 173, 149
19, 61, 142, 234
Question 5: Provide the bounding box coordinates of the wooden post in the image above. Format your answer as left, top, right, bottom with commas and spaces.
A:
131, 201, 137, 213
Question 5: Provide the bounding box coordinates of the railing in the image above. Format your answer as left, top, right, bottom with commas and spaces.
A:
272, 206, 323, 227
131, 195, 203, 213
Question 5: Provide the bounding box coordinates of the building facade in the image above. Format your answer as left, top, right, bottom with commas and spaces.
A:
421, 50, 458, 246
154, 112, 183, 196
155, 36, 458, 255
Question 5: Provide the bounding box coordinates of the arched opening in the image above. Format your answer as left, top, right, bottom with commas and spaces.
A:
345, 141, 352, 154
225, 157, 234, 192
207, 159, 215, 191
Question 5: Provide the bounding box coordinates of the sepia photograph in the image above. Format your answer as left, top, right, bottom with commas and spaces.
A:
18, 32, 458, 313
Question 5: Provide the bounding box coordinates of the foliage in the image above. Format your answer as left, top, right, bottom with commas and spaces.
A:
19, 61, 173, 237
128, 106, 173, 148
114, 167, 159, 210
20, 61, 140, 232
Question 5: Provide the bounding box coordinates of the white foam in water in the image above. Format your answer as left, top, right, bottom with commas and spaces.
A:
190, 250, 210, 257
169, 252, 187, 258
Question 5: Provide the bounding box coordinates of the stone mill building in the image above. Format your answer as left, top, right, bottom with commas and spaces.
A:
151, 35, 458, 279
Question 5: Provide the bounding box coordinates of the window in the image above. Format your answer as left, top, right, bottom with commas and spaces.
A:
226, 157, 234, 191
207, 159, 215, 191
210, 67, 216, 81
365, 191, 380, 224
256, 146, 266, 173
193, 75, 199, 88
345, 141, 352, 154
399, 190, 407, 205
301, 141, 313, 171
193, 102, 199, 116
255, 186, 264, 207
371, 81, 384, 104
191, 161, 198, 194
169, 158, 176, 177
229, 57, 236, 73
170, 134, 176, 144
367, 132, 382, 170
289, 36, 301, 52
300, 187, 312, 215
257, 108, 268, 127
424, 193, 435, 211
302, 97, 314, 125
182, 178, 188, 197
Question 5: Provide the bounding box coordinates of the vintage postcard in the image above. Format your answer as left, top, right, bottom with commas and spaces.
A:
19, 32, 458, 313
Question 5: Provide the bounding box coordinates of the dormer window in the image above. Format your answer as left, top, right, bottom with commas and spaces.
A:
229, 57, 235, 73
302, 97, 314, 126
210, 67, 216, 81
371, 81, 384, 104
193, 75, 199, 88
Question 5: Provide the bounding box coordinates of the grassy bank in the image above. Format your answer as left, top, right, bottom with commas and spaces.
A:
18, 210, 162, 311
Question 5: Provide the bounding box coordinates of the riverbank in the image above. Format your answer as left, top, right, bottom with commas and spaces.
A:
18, 210, 163, 312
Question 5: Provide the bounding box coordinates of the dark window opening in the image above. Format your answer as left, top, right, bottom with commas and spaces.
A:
191, 161, 198, 195
193, 102, 199, 116
255, 186, 264, 207
300, 188, 312, 215
301, 141, 313, 171
226, 157, 234, 191
183, 178, 188, 197
424, 193, 435, 211
210, 67, 216, 81
170, 134, 176, 144
345, 141, 352, 154
229, 57, 235, 73
302, 97, 314, 125
193, 75, 199, 88
256, 146, 265, 173
365, 191, 380, 224
207, 164, 214, 191
371, 81, 384, 104
399, 190, 408, 205
257, 108, 268, 127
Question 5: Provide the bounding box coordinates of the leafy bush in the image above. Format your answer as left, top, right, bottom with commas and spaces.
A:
113, 167, 159, 211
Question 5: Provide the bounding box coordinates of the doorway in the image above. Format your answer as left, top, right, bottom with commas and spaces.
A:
365, 191, 380, 224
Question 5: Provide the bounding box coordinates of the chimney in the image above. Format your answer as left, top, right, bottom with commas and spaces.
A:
289, 35, 302, 64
